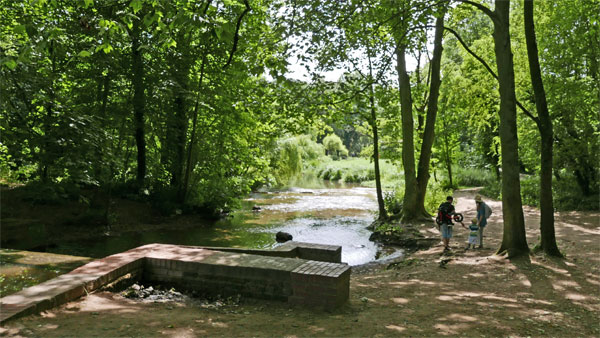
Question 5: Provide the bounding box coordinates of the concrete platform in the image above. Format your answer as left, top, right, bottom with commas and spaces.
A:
0, 242, 350, 324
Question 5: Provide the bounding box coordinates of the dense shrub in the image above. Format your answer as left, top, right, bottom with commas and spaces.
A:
19, 181, 83, 205
553, 175, 599, 211
476, 171, 598, 211
439, 166, 497, 189
322, 134, 349, 160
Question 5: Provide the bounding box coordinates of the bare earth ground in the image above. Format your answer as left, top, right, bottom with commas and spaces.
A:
1, 189, 599, 337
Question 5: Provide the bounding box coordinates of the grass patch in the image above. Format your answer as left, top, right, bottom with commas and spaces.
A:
312, 158, 401, 184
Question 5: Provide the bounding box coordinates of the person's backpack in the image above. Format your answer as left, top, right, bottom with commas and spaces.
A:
483, 202, 492, 219
438, 202, 453, 224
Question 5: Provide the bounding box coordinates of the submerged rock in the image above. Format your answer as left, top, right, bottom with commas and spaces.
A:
275, 231, 293, 243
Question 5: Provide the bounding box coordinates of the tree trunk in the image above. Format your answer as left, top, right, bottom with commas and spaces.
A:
524, 0, 561, 257
492, 0, 528, 257
131, 18, 146, 188
167, 32, 192, 197
368, 62, 387, 220
95, 74, 111, 182
396, 45, 418, 222
416, 10, 445, 219
182, 58, 207, 202
438, 97, 454, 187
170, 92, 187, 190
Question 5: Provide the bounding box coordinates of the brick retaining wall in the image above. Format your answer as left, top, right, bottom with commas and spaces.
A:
0, 242, 350, 324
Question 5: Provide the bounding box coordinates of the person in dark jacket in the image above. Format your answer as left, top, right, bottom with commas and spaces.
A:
438, 196, 462, 251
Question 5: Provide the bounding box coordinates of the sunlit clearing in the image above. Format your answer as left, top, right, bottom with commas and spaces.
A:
466, 272, 486, 278
308, 325, 325, 333
391, 297, 409, 304
385, 324, 406, 332
454, 291, 519, 303
434, 322, 471, 335
523, 308, 565, 322
564, 293, 587, 301
531, 261, 570, 275
167, 328, 196, 338
452, 257, 490, 266
354, 282, 380, 288
555, 280, 581, 289
561, 222, 600, 235
388, 279, 440, 287
519, 279, 532, 287
437, 295, 455, 301
361, 276, 380, 280
208, 318, 228, 328
522, 298, 552, 306
585, 278, 600, 286
443, 314, 478, 322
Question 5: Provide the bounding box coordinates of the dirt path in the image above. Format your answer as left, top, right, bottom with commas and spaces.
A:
1, 190, 599, 337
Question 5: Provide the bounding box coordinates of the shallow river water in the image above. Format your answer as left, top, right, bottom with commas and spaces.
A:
45, 183, 396, 266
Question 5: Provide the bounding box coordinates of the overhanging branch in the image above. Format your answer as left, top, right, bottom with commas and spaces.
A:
223, 0, 251, 69
444, 26, 539, 123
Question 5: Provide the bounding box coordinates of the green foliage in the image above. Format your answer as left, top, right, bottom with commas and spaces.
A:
359, 144, 374, 159
312, 158, 397, 184
383, 189, 403, 216
520, 174, 600, 211
519, 175, 540, 207
443, 166, 497, 189
295, 135, 326, 165
270, 135, 326, 186
322, 134, 348, 160
18, 182, 83, 206
271, 137, 303, 185
553, 174, 600, 211
425, 183, 453, 216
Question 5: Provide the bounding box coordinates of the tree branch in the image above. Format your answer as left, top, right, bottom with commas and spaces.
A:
444, 26, 539, 123
223, 0, 251, 69
455, 0, 495, 20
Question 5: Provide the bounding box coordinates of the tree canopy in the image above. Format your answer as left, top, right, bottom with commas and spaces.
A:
1, 0, 598, 256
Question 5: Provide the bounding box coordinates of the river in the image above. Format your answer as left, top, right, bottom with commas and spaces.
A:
39, 183, 398, 266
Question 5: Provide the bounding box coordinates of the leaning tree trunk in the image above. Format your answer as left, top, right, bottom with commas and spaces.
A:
396, 45, 419, 222
492, 0, 528, 257
131, 18, 146, 188
524, 0, 561, 256
416, 10, 445, 219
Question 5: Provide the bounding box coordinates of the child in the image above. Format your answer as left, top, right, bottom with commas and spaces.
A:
465, 218, 479, 250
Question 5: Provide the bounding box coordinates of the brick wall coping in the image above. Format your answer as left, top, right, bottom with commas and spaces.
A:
0, 242, 349, 324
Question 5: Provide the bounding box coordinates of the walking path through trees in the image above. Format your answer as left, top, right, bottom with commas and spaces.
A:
1, 190, 598, 337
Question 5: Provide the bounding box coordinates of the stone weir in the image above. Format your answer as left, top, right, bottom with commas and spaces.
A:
0, 242, 350, 324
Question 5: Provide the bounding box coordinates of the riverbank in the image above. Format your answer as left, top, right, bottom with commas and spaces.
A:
1, 189, 598, 337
